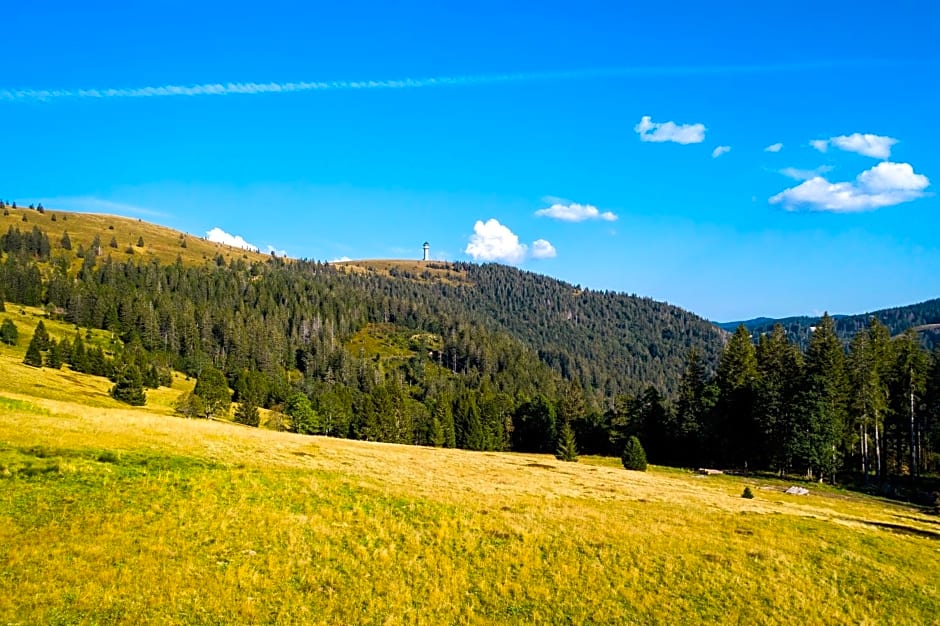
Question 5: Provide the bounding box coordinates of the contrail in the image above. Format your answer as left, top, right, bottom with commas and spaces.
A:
0, 59, 919, 103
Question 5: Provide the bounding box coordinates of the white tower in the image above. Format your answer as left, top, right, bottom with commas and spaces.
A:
422, 241, 430, 261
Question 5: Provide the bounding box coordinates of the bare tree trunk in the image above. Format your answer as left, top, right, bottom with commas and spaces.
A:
861, 423, 868, 479
911, 368, 917, 479
875, 423, 882, 481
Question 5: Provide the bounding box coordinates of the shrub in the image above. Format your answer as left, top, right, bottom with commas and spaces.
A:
742, 486, 755, 499
621, 436, 648, 471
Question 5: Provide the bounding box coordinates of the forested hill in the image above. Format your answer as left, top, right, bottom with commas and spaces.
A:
0, 205, 722, 407
721, 298, 940, 350
340, 260, 725, 395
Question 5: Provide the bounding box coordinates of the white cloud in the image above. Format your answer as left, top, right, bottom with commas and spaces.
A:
531, 239, 557, 259
779, 165, 834, 180
535, 202, 617, 222
266, 244, 288, 257
811, 133, 898, 159
769, 161, 930, 212
465, 219, 528, 264
634, 115, 706, 144
206, 227, 259, 251
712, 145, 731, 158
764, 143, 783, 153
330, 256, 352, 263
857, 161, 929, 192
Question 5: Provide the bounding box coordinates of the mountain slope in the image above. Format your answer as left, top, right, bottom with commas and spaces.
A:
727, 299, 940, 349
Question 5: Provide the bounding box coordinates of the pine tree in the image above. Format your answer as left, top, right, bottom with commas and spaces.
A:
44, 339, 63, 369
23, 331, 44, 367
889, 330, 929, 477
429, 417, 446, 447
32, 320, 49, 350
755, 325, 803, 475
555, 419, 578, 462
799, 314, 848, 482
622, 435, 648, 471
714, 325, 759, 469
673, 349, 712, 467
0, 318, 17, 346
60, 231, 72, 250
69, 334, 89, 373
847, 320, 890, 480
110, 364, 147, 406
235, 399, 260, 427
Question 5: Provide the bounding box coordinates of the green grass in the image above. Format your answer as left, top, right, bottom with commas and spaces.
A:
2, 364, 940, 623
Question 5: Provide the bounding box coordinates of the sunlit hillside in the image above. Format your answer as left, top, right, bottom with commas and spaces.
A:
1, 320, 939, 623
0, 205, 272, 267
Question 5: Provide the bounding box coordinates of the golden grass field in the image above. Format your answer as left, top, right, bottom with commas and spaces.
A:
1, 205, 272, 267
2, 313, 940, 624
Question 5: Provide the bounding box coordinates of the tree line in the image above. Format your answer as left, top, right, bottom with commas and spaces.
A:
1, 224, 939, 486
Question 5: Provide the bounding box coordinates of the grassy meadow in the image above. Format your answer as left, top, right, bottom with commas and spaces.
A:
2, 315, 940, 624
0, 205, 272, 267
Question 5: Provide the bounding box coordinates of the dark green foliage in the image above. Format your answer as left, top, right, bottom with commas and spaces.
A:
193, 366, 230, 418
555, 419, 578, 462
234, 399, 260, 427
2, 216, 940, 480
109, 236, 118, 249
23, 332, 44, 367
174, 392, 206, 419
31, 320, 49, 351
0, 318, 17, 345
136, 236, 144, 247
60, 231, 72, 250
713, 325, 759, 468
110, 364, 147, 406
621, 436, 648, 471
45, 340, 63, 369
756, 325, 803, 475
742, 486, 754, 499
512, 395, 556, 453
68, 334, 89, 373
798, 314, 848, 482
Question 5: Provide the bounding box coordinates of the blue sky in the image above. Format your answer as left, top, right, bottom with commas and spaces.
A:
2, 0, 938, 321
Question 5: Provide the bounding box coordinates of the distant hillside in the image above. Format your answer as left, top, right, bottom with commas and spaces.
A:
1, 206, 724, 406
0, 204, 272, 268
339, 260, 726, 395
724, 299, 940, 349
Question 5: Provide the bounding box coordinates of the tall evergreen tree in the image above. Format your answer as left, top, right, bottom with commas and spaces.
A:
755, 325, 803, 475
847, 319, 891, 480
555, 418, 578, 462
799, 314, 848, 482
673, 349, 713, 467
0, 318, 17, 346
45, 339, 63, 369
23, 330, 44, 367
32, 320, 49, 350
110, 364, 147, 406
714, 325, 759, 468
888, 330, 929, 477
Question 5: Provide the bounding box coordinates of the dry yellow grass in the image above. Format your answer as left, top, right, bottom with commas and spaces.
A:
1, 344, 939, 623
333, 259, 473, 286
1, 205, 272, 267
